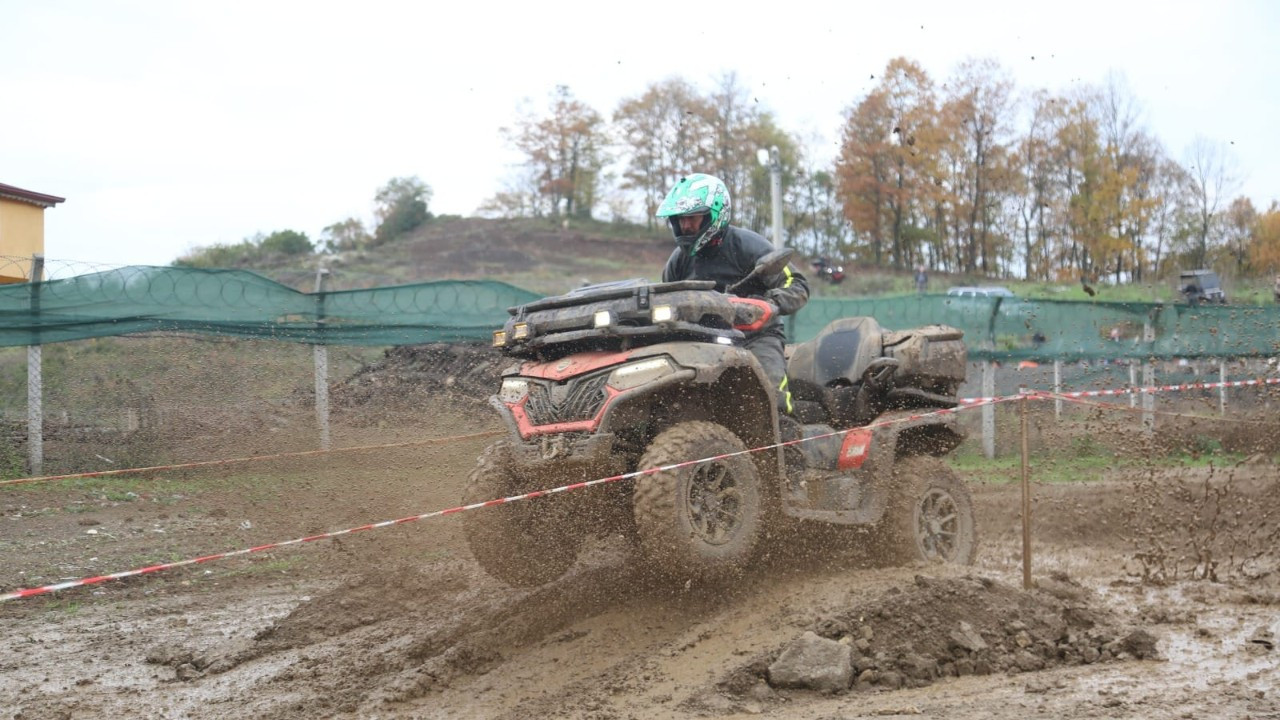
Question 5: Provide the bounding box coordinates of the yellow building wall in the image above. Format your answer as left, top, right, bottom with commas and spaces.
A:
0, 198, 46, 283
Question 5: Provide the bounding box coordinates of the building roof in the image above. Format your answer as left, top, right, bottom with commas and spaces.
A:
0, 183, 65, 208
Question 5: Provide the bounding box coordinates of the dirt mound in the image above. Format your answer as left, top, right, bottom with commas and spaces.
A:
331, 342, 505, 418
716, 573, 1150, 701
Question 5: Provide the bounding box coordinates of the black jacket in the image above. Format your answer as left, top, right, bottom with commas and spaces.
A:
661, 225, 809, 337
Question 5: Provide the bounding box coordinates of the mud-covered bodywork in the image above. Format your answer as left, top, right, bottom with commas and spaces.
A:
487, 278, 968, 522
489, 277, 782, 481
469, 270, 974, 587
490, 339, 779, 484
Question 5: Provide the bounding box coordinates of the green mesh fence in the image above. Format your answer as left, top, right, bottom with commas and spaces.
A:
2, 267, 1278, 360
796, 295, 1280, 361
0, 266, 540, 346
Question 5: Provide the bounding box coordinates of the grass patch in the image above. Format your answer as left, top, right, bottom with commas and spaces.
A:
214, 555, 301, 579
42, 598, 82, 615
950, 442, 1249, 484
950, 450, 1117, 484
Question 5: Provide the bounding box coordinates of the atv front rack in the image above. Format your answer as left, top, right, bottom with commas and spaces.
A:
493, 280, 743, 357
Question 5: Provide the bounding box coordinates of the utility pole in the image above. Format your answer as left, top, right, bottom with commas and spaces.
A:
757, 146, 784, 250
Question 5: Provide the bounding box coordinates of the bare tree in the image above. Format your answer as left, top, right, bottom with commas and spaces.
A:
1185, 136, 1241, 268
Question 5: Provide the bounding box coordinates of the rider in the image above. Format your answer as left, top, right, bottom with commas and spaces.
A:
657, 173, 809, 415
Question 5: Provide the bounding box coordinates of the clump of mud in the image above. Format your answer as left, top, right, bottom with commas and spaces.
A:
1121, 463, 1280, 583
331, 342, 506, 418
717, 574, 1155, 698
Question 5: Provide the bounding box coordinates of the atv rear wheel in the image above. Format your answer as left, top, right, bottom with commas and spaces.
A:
462, 441, 584, 587
633, 421, 763, 578
873, 455, 977, 565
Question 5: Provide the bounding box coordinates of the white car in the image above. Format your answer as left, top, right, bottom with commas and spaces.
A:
946, 286, 1015, 298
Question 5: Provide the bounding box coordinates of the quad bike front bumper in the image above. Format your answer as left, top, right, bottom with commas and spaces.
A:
490, 395, 626, 476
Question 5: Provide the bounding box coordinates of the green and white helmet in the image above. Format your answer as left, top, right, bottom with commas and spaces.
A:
656, 173, 731, 256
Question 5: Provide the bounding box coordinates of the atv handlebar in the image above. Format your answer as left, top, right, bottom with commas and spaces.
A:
729, 296, 778, 333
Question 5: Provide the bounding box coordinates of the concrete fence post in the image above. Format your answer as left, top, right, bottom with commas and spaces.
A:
313, 267, 331, 451
982, 360, 996, 459
1053, 359, 1062, 419
1142, 317, 1156, 434
1129, 363, 1137, 408
27, 254, 45, 475
1219, 360, 1227, 416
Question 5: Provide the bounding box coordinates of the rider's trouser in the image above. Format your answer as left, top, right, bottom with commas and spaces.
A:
744, 332, 791, 414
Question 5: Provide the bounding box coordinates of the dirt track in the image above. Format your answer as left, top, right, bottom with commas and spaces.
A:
2, 408, 1278, 720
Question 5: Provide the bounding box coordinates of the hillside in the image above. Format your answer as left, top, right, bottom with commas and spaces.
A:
258, 218, 676, 296
199, 216, 958, 299
195, 216, 1279, 304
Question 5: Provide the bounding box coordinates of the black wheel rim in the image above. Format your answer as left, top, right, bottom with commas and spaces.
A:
914, 487, 962, 562
684, 461, 742, 545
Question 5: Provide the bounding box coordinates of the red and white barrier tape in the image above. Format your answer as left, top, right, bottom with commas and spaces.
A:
6, 376, 1276, 602
1045, 391, 1280, 426
8, 377, 1271, 489
1, 398, 1010, 603
1046, 376, 1280, 400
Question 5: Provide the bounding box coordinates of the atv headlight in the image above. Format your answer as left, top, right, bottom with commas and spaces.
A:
512, 322, 530, 340
651, 304, 675, 323
499, 378, 530, 403
593, 310, 612, 328
492, 330, 507, 347
607, 357, 674, 391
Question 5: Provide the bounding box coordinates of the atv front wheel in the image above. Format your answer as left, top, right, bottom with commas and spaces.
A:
874, 455, 977, 565
633, 421, 763, 578
462, 441, 584, 587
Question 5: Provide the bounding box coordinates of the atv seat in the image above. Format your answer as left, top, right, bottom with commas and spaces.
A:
787, 317, 884, 391
787, 317, 885, 427
786, 317, 967, 427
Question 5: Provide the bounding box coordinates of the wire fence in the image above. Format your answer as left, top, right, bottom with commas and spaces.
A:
2, 259, 1279, 476
3, 257, 1280, 359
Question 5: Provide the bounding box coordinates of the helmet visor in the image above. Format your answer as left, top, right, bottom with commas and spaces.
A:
669, 212, 711, 249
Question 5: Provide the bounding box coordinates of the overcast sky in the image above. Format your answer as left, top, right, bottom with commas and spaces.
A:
3, 0, 1276, 269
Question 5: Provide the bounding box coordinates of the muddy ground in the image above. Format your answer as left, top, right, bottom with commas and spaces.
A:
2, 401, 1279, 720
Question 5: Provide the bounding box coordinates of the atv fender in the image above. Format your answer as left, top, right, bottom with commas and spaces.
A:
782, 409, 964, 526
652, 341, 785, 483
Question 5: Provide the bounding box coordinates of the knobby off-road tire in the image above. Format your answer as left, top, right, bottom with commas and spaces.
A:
633, 421, 763, 579
462, 441, 584, 587
873, 455, 978, 566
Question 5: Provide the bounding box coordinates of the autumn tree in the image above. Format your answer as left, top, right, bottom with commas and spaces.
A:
1223, 196, 1258, 274
1247, 203, 1280, 275
703, 72, 792, 233
613, 78, 716, 228
836, 58, 949, 269
1012, 90, 1061, 280
941, 58, 1016, 275
836, 88, 892, 266
790, 162, 853, 261
1145, 157, 1194, 278
504, 85, 610, 219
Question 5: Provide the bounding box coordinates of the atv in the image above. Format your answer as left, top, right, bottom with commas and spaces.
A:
465, 249, 976, 587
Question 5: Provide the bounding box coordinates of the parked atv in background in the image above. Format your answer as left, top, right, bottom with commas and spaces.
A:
1179, 269, 1227, 306
810, 256, 846, 285
465, 249, 976, 587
